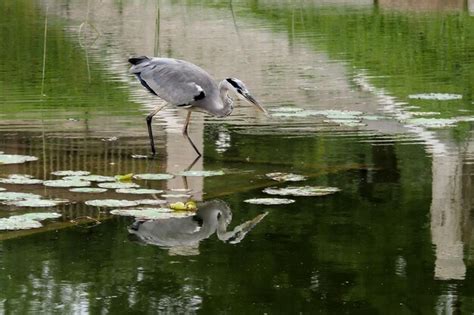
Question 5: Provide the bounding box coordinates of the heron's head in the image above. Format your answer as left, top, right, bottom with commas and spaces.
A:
225, 78, 269, 116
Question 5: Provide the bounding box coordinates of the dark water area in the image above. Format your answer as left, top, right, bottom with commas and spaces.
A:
1, 0, 474, 313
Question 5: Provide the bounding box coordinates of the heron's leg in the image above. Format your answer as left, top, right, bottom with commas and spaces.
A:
182, 111, 202, 157
147, 104, 166, 156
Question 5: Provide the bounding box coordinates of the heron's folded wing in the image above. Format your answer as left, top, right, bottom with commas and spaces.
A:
140, 63, 205, 105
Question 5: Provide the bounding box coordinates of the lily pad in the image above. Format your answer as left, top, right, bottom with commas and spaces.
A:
271, 106, 305, 113
0, 174, 43, 185
110, 208, 193, 220
97, 182, 140, 189
63, 175, 116, 182
263, 186, 340, 197
135, 199, 167, 206
411, 112, 441, 116
406, 118, 458, 128
0, 192, 42, 201
43, 179, 91, 188
244, 198, 295, 205
115, 173, 134, 181
5, 199, 68, 207
408, 93, 462, 100
69, 188, 108, 193
133, 173, 175, 180
161, 194, 192, 198
266, 172, 307, 182
85, 199, 139, 207
0, 154, 38, 165
0, 212, 61, 231
51, 170, 91, 176
115, 188, 163, 194
178, 170, 225, 177
325, 119, 365, 127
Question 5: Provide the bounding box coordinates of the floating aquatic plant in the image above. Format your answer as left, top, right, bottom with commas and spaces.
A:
161, 194, 192, 198
169, 201, 197, 211
6, 199, 68, 207
115, 173, 134, 181
266, 172, 307, 182
115, 188, 163, 194
408, 93, 462, 100
97, 182, 140, 189
0, 174, 43, 185
133, 173, 175, 180
51, 170, 91, 176
325, 119, 365, 127
244, 198, 295, 205
178, 170, 225, 177
135, 199, 167, 206
263, 186, 340, 197
410, 112, 441, 116
406, 118, 458, 128
0, 192, 42, 201
69, 188, 108, 193
63, 175, 116, 182
85, 199, 139, 207
0, 154, 38, 165
43, 179, 91, 188
0, 212, 61, 231
110, 208, 192, 220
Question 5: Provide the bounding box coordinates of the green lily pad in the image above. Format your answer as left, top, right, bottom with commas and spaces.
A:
411, 112, 441, 116
135, 199, 167, 206
51, 170, 91, 176
43, 179, 91, 188
263, 186, 340, 197
63, 175, 116, 182
244, 198, 295, 205
0, 212, 61, 231
408, 93, 462, 100
0, 154, 38, 165
0, 174, 43, 185
6, 199, 68, 207
178, 170, 225, 177
69, 188, 108, 193
110, 208, 192, 220
85, 199, 139, 207
406, 118, 458, 128
97, 182, 140, 189
115, 188, 163, 194
0, 192, 42, 201
133, 173, 175, 180
266, 172, 307, 182
161, 194, 192, 198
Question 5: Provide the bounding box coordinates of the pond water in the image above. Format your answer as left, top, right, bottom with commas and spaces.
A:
1, 0, 474, 313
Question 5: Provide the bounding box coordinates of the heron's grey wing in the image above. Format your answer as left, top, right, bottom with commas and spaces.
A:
130, 58, 210, 106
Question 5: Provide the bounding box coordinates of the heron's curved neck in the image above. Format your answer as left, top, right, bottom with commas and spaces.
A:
218, 80, 233, 108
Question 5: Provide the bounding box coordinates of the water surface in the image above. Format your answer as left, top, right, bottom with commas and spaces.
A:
1, 0, 474, 313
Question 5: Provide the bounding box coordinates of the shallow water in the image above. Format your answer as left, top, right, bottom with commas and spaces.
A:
1, 0, 474, 313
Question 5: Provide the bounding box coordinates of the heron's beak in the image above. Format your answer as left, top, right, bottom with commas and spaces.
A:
242, 92, 270, 117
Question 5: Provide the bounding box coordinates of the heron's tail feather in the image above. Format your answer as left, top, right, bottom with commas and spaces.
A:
128, 56, 150, 65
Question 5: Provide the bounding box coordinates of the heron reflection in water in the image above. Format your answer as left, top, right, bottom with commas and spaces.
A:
128, 200, 268, 256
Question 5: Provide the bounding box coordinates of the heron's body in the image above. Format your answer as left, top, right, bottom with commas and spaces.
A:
128, 56, 267, 156
129, 57, 233, 117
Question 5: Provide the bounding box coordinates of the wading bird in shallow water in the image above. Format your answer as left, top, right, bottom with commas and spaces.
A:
129, 56, 269, 157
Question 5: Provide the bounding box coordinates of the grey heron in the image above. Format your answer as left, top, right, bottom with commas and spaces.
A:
129, 56, 268, 156
128, 199, 268, 255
